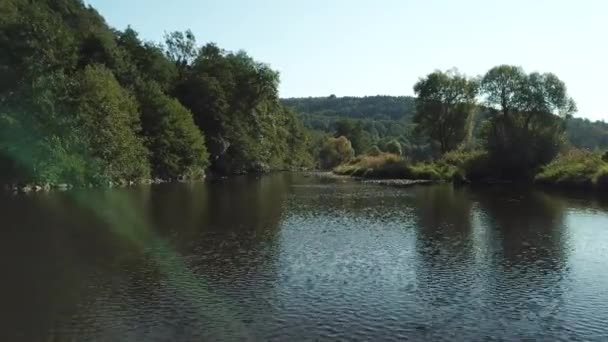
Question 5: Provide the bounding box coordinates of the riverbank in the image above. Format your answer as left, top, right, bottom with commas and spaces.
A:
1, 177, 186, 195
330, 150, 608, 191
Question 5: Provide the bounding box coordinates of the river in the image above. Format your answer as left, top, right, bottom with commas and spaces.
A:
1, 173, 608, 341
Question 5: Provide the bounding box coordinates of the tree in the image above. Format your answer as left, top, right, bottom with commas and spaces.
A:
319, 136, 354, 169
0, 1, 315, 185
480, 65, 577, 178
116, 27, 177, 90
480, 65, 527, 117
164, 30, 197, 71
413, 70, 478, 154
136, 82, 208, 179
72, 64, 150, 181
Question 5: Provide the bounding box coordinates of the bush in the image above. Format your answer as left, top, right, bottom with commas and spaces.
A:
318, 136, 355, 169
440, 149, 492, 181
385, 139, 402, 156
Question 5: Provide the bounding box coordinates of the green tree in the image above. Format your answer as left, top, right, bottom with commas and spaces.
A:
480, 65, 577, 178
413, 70, 478, 154
72, 64, 150, 181
136, 82, 208, 179
319, 136, 355, 169
116, 27, 177, 90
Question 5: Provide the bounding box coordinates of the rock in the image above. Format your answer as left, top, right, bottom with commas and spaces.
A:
20, 185, 33, 193
43, 184, 51, 191
56, 183, 69, 191
129, 180, 135, 186
34, 185, 43, 192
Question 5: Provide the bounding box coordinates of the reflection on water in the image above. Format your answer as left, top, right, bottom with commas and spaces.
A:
0, 174, 608, 340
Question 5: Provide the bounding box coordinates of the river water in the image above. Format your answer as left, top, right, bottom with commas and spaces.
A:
1, 174, 608, 341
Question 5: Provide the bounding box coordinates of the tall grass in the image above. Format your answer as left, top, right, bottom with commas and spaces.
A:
535, 149, 608, 189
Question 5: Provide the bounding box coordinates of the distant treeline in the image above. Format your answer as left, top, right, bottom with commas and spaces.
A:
0, 0, 312, 187
283, 95, 608, 161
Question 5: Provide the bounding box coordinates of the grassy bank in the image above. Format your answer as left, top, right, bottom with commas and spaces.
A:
333, 153, 458, 181
334, 149, 608, 191
535, 150, 608, 190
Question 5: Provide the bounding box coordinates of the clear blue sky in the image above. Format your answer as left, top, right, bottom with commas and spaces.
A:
87, 0, 607, 121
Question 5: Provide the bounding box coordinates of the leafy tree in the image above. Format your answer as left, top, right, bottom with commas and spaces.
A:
480, 65, 577, 178
72, 64, 150, 181
413, 70, 478, 154
319, 136, 354, 169
136, 82, 208, 179
116, 27, 177, 90
164, 30, 197, 75
173, 37, 311, 174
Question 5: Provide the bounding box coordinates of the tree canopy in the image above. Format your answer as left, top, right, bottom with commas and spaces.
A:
0, 0, 313, 186
413, 70, 478, 154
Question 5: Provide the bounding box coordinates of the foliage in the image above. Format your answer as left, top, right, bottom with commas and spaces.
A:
413, 70, 478, 153
136, 81, 208, 179
318, 136, 354, 169
439, 149, 491, 182
332, 119, 372, 155
73, 64, 151, 181
282, 96, 427, 160
0, 0, 314, 186
535, 149, 608, 189
480, 65, 576, 179
174, 43, 313, 174
384, 139, 403, 156
283, 95, 416, 121
334, 153, 456, 181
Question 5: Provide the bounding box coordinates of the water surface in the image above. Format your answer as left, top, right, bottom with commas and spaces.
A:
1, 174, 608, 341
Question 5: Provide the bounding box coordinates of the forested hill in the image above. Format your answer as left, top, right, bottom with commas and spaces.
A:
0, 0, 312, 187
282, 96, 416, 121
282, 95, 608, 151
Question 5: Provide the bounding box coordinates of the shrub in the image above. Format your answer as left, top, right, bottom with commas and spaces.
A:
385, 139, 403, 156
440, 149, 492, 181
319, 136, 355, 169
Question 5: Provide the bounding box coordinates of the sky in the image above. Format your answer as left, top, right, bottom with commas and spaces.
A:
87, 0, 607, 121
